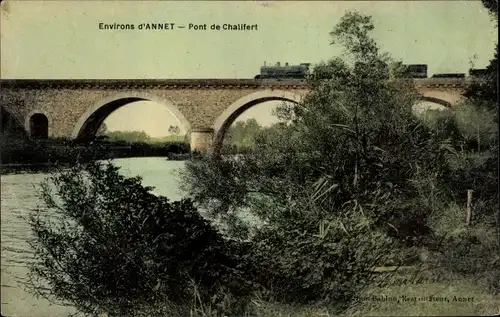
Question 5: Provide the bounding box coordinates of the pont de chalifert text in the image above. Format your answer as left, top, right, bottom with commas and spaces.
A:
98, 23, 259, 31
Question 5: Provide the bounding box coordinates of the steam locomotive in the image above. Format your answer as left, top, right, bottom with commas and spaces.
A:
404, 64, 428, 78
254, 62, 311, 80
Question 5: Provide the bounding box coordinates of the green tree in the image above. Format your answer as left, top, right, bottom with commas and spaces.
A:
167, 126, 182, 142
168, 125, 181, 135
105, 130, 151, 143
464, 0, 498, 107
181, 11, 458, 306
482, 0, 498, 21
224, 118, 264, 148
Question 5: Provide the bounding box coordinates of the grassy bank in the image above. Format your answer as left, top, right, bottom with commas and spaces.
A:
221, 279, 498, 317
97, 277, 498, 317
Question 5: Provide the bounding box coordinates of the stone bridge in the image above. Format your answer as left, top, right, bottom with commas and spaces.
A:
0, 78, 468, 153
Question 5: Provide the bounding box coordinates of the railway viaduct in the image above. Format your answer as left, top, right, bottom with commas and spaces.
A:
0, 78, 468, 153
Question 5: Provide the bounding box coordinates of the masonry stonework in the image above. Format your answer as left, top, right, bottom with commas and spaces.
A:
0, 78, 467, 152
190, 128, 215, 154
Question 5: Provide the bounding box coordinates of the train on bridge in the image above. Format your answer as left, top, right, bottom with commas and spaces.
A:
254, 62, 311, 80
254, 62, 483, 81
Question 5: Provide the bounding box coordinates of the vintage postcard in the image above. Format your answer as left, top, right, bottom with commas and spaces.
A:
1, 1, 499, 316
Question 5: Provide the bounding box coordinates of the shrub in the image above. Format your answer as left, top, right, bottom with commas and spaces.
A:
453, 102, 498, 152
26, 161, 252, 317
244, 209, 398, 308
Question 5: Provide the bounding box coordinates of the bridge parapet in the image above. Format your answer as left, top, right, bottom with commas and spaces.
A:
0, 79, 308, 90
0, 78, 474, 90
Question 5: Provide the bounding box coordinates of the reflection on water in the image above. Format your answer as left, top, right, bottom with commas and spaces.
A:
1, 158, 186, 317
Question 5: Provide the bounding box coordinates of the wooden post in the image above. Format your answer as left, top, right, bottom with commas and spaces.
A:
466, 189, 473, 225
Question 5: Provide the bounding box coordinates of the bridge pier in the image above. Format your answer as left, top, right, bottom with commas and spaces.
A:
190, 128, 214, 154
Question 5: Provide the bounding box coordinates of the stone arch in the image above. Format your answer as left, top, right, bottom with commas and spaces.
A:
418, 96, 451, 108
213, 90, 304, 151
413, 95, 453, 118
25, 110, 51, 139
71, 92, 191, 140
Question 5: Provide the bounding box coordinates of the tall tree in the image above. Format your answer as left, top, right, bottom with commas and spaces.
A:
182, 11, 458, 304
482, 0, 498, 19
105, 130, 151, 143
464, 0, 498, 106
168, 125, 181, 135
224, 118, 263, 148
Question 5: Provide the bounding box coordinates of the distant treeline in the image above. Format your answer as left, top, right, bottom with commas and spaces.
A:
102, 129, 187, 144
223, 118, 287, 151
0, 129, 190, 170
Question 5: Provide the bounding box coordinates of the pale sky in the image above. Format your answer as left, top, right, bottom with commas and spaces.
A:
1, 1, 497, 136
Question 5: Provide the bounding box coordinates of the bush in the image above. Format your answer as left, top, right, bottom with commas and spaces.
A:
243, 211, 398, 309
440, 102, 498, 224
26, 161, 252, 317
453, 103, 498, 152
430, 209, 500, 294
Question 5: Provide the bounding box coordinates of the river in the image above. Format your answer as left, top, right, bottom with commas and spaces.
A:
1, 157, 187, 317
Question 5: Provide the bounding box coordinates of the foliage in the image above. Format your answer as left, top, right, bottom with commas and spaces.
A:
221, 118, 302, 153
102, 129, 187, 144
241, 210, 399, 308
104, 130, 152, 143
434, 0, 499, 294
181, 11, 464, 305
224, 118, 264, 148
185, 11, 458, 243
0, 133, 190, 167
0, 136, 88, 165
344, 278, 499, 316
168, 125, 181, 135
463, 0, 498, 107
453, 102, 498, 152
427, 201, 500, 294
482, 0, 498, 20
26, 161, 253, 317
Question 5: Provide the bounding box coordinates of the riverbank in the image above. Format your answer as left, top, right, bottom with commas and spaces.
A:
0, 136, 191, 173
2, 157, 499, 317
225, 278, 499, 317
0, 153, 192, 175
0, 162, 63, 175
